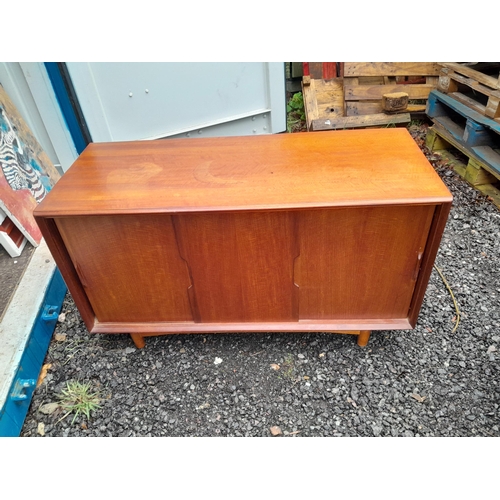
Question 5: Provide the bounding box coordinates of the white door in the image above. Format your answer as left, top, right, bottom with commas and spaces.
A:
66, 62, 286, 142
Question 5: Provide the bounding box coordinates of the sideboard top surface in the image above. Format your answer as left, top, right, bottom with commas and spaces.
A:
35, 129, 452, 216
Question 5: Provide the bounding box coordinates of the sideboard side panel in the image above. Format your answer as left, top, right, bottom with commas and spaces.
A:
34, 216, 96, 331
407, 202, 452, 327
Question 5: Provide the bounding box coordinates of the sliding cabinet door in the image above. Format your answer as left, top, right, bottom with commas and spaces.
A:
56, 214, 193, 323
297, 205, 435, 320
174, 211, 298, 323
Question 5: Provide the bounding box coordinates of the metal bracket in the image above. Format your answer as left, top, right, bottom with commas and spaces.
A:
11, 379, 36, 401
41, 304, 59, 322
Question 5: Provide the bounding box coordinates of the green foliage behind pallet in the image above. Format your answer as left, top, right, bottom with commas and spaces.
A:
287, 92, 306, 133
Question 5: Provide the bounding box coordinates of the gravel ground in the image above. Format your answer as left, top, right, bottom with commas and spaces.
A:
21, 124, 500, 437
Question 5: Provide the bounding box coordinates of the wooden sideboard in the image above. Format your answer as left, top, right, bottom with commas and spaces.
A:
34, 129, 452, 348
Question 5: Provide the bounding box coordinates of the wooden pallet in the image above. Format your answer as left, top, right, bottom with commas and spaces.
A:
308, 112, 411, 131
302, 76, 410, 130
437, 63, 500, 122
426, 126, 500, 209
302, 77, 344, 130
426, 90, 500, 178
302, 62, 337, 79
342, 62, 441, 117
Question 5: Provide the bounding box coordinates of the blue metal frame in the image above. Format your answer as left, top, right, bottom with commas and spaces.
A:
0, 269, 66, 437
44, 63, 89, 154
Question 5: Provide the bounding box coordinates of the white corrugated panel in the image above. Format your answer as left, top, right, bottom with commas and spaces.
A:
66, 62, 286, 142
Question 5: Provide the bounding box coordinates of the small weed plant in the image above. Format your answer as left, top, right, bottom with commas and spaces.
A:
287, 92, 306, 133
59, 380, 101, 424
280, 354, 295, 380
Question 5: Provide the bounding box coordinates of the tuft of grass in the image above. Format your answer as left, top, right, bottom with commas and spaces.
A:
58, 380, 101, 424
280, 354, 295, 380
408, 119, 424, 128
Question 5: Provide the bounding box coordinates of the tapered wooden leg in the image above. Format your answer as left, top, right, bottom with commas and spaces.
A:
357, 330, 371, 347
130, 333, 146, 349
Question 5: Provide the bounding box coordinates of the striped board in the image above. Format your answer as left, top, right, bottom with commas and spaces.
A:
0, 85, 60, 248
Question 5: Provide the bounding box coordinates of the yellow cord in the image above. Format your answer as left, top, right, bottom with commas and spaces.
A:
434, 264, 461, 334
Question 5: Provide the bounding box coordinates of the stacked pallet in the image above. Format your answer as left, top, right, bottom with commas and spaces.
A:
437, 63, 500, 121
343, 62, 441, 116
426, 63, 500, 208
302, 62, 441, 131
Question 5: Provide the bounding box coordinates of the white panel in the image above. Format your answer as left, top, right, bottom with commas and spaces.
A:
266, 62, 287, 133
0, 63, 59, 167
0, 240, 55, 410
66, 62, 286, 142
19, 63, 78, 172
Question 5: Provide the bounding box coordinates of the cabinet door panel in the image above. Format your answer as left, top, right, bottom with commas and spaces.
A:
174, 211, 298, 322
297, 205, 435, 319
56, 215, 193, 323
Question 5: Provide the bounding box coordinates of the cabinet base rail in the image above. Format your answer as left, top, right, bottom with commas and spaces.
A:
128, 330, 371, 349
90, 317, 415, 349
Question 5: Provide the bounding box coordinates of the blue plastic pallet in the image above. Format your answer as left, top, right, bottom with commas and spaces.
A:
0, 246, 66, 437
427, 90, 500, 178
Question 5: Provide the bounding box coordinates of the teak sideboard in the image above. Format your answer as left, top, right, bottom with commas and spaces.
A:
34, 129, 453, 348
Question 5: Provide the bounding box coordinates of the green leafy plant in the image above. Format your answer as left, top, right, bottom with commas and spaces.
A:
287, 92, 305, 118
280, 354, 295, 380
287, 92, 306, 132
58, 380, 101, 424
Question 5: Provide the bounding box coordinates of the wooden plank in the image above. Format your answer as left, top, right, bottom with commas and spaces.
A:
433, 116, 466, 143
346, 102, 383, 116
322, 63, 336, 79
308, 63, 324, 79
486, 96, 500, 120
311, 113, 411, 130
425, 127, 453, 152
438, 70, 459, 93
463, 158, 497, 186
471, 145, 500, 177
345, 101, 426, 116
440, 63, 500, 89
441, 70, 500, 100
345, 84, 434, 100
348, 102, 425, 116
92, 317, 414, 334
344, 62, 441, 77
359, 76, 385, 85
407, 104, 427, 112
310, 79, 344, 118
448, 92, 486, 115
302, 78, 319, 128
301, 78, 344, 130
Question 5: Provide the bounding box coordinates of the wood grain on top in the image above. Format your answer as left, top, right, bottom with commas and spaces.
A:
34, 129, 452, 216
